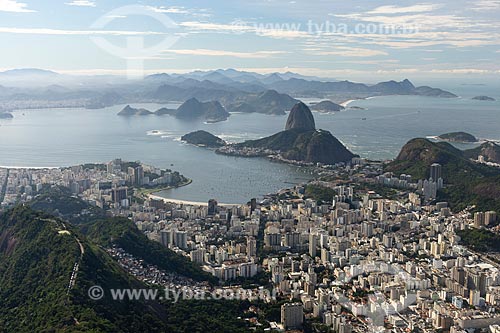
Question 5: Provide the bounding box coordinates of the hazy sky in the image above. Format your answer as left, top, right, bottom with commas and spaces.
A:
0, 0, 499, 80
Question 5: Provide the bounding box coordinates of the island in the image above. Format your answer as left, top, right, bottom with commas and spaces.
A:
117, 99, 230, 123
117, 105, 153, 116
310, 100, 345, 113
438, 132, 478, 143
175, 98, 229, 123
181, 130, 226, 148
0, 112, 13, 119
472, 96, 496, 101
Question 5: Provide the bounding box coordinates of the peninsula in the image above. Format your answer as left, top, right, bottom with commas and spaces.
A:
217, 102, 357, 165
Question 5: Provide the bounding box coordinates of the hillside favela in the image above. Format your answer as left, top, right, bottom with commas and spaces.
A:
1, 1, 500, 333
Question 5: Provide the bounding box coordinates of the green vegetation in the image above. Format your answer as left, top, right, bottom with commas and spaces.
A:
29, 186, 107, 224
387, 138, 500, 213
30, 187, 216, 283
356, 182, 399, 200
237, 128, 356, 164
134, 178, 192, 198
120, 161, 141, 171
159, 300, 249, 333
0, 205, 259, 332
181, 130, 227, 148
457, 228, 500, 252
438, 132, 478, 143
0, 169, 8, 203
0, 206, 168, 332
305, 184, 335, 203
463, 141, 500, 164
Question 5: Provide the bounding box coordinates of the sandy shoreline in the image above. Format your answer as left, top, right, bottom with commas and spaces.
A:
0, 165, 60, 169
148, 194, 240, 207
340, 99, 357, 107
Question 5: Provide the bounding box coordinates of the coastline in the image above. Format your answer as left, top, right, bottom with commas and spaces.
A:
148, 193, 240, 207
0, 165, 60, 169
340, 99, 358, 107
340, 95, 380, 108
145, 179, 240, 206
135, 179, 193, 197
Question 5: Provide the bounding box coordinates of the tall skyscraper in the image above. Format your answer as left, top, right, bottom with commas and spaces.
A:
174, 230, 188, 250
208, 199, 218, 216
309, 233, 317, 257
247, 236, 257, 258
160, 230, 173, 247
111, 187, 128, 203
281, 303, 304, 330
250, 198, 257, 213
135, 166, 144, 186
485, 211, 497, 225
430, 163, 442, 182
474, 212, 485, 228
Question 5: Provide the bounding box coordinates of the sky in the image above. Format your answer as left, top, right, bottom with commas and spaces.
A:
0, 0, 499, 81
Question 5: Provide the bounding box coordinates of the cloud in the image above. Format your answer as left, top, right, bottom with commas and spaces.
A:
472, 0, 500, 11
65, 0, 96, 7
314, 47, 388, 57
0, 27, 164, 36
180, 21, 252, 33
357, 31, 500, 48
180, 21, 309, 39
146, 6, 212, 17
367, 3, 443, 14
164, 49, 288, 58
0, 0, 34, 12
429, 68, 498, 74
334, 13, 471, 31
326, 2, 500, 51
106, 15, 126, 19
256, 28, 309, 39
147, 6, 188, 14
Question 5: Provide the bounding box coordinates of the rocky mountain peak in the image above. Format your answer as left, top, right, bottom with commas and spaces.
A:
285, 102, 316, 131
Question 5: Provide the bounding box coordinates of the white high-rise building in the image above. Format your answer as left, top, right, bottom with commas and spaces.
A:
309, 233, 317, 257
247, 236, 257, 258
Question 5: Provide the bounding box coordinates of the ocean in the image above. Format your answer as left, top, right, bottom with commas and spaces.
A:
0, 81, 498, 203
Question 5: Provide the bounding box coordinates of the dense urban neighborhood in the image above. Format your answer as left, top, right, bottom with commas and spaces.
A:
1, 154, 499, 332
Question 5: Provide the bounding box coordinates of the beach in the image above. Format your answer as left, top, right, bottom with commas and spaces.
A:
148, 194, 239, 207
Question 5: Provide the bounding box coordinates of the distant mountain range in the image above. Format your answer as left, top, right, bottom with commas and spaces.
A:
0, 68, 459, 112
